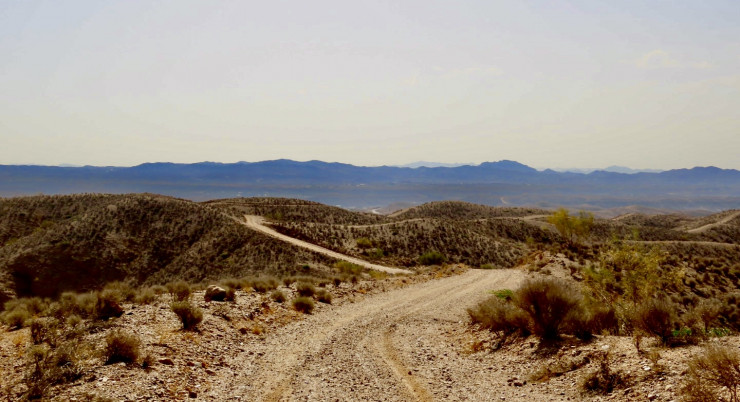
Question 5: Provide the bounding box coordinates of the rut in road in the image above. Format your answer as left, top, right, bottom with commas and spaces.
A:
225, 269, 523, 401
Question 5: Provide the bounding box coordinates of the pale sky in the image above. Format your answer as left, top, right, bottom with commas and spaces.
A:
1, 1, 739, 169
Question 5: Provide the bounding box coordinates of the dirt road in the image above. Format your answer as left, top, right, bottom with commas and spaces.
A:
686, 210, 740, 233
242, 215, 412, 275
225, 269, 525, 401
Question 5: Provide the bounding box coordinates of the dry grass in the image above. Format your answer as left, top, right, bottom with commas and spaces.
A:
292, 297, 315, 314
104, 330, 141, 364
682, 344, 740, 402
170, 301, 203, 330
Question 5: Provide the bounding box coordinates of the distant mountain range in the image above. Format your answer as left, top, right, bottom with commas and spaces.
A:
554, 166, 664, 174
1, 160, 738, 213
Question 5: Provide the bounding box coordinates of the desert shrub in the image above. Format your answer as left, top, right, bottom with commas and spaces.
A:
682, 344, 740, 402
581, 351, 628, 394
633, 298, 677, 344
251, 277, 278, 293
315, 289, 332, 304
224, 287, 236, 301
515, 277, 582, 340
584, 305, 619, 335
170, 301, 203, 330
166, 281, 191, 301
468, 296, 530, 337
30, 318, 60, 346
270, 290, 286, 303
95, 290, 124, 320
296, 282, 316, 297
103, 281, 136, 303
282, 277, 296, 287
151, 285, 168, 295
332, 277, 343, 287
65, 314, 82, 328
335, 261, 363, 275
369, 270, 387, 280
695, 298, 722, 332
1, 297, 51, 328
23, 340, 84, 399
74, 292, 98, 318
292, 297, 315, 314
1, 307, 31, 329
220, 277, 243, 290
134, 287, 158, 305
356, 237, 373, 249
418, 251, 446, 266
104, 330, 141, 364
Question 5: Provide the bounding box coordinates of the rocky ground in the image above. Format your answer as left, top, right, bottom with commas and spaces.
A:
1, 266, 737, 401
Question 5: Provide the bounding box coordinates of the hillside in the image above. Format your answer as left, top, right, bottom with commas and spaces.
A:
2, 195, 738, 305
0, 194, 334, 304
1, 195, 740, 400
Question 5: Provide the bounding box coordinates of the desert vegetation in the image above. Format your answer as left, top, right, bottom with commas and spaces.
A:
1, 195, 740, 400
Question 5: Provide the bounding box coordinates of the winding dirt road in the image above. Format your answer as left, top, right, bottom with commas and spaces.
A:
224, 268, 524, 401
686, 210, 740, 233
242, 215, 412, 275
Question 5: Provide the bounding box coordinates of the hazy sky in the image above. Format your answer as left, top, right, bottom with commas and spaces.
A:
1, 1, 739, 169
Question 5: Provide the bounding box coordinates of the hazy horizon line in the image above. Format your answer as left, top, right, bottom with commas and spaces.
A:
2, 159, 736, 172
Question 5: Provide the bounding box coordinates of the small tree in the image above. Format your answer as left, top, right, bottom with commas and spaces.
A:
547, 208, 593, 245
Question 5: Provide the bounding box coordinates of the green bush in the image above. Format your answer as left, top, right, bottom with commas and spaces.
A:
335, 261, 363, 275
418, 251, 446, 266
104, 330, 141, 364
170, 301, 203, 330
292, 297, 315, 314
356, 237, 373, 249
492, 289, 514, 301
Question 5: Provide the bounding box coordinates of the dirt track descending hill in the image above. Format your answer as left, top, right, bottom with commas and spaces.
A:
224, 269, 524, 401
242, 215, 413, 275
